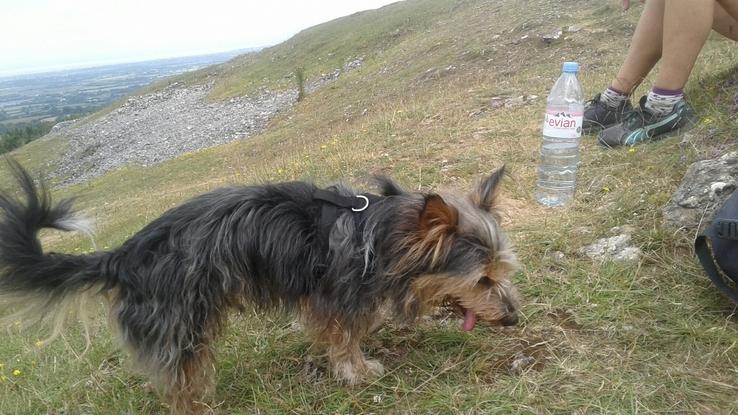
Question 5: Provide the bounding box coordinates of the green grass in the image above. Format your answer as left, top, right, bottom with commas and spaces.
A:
2, 0, 738, 413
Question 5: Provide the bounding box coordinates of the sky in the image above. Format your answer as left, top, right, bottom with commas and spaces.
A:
0, 0, 399, 76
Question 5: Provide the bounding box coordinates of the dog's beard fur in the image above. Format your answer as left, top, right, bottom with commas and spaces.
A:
0, 159, 519, 414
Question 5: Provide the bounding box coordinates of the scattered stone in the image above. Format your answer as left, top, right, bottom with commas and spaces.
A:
343, 56, 364, 72
52, 82, 296, 185
663, 152, 738, 229
566, 25, 582, 33
540, 29, 563, 45
306, 69, 341, 93
487, 95, 538, 110
550, 251, 566, 261
468, 108, 486, 118
505, 96, 525, 107
489, 97, 506, 109
48, 60, 362, 186
509, 352, 536, 375
580, 229, 642, 264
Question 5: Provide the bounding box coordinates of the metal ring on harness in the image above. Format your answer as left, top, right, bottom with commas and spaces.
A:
352, 195, 370, 212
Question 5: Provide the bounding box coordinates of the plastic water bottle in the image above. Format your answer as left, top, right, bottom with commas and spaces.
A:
535, 61, 583, 207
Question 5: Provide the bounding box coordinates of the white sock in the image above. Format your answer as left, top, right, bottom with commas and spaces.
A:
600, 87, 628, 109
645, 88, 683, 116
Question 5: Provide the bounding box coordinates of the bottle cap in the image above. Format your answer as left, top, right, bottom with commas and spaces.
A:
562, 62, 579, 73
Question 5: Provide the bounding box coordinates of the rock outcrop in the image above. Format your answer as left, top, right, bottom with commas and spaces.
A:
663, 152, 738, 230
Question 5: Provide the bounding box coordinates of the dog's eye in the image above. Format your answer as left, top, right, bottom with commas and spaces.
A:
477, 277, 493, 288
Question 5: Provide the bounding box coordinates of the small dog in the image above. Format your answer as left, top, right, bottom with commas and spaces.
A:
0, 159, 520, 414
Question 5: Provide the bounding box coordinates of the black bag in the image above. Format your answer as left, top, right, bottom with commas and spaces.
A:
695, 190, 738, 304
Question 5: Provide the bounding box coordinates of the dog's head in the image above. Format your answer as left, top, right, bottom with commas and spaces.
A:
382, 166, 520, 330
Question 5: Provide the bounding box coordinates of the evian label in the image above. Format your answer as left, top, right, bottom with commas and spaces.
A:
543, 106, 583, 138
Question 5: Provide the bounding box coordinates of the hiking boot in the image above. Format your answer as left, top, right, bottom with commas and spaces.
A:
598, 96, 697, 148
582, 93, 633, 134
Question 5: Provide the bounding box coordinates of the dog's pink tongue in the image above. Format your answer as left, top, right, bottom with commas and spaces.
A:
462, 309, 477, 331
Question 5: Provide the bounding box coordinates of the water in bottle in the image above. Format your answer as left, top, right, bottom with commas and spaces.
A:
536, 61, 583, 207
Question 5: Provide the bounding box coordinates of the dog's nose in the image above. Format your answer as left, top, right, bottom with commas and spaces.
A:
500, 313, 518, 326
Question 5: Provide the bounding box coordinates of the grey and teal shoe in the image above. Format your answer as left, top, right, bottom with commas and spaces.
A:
598, 96, 697, 147
582, 93, 633, 134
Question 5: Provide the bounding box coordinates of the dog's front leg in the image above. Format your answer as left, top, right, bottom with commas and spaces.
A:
300, 301, 385, 384
325, 321, 384, 385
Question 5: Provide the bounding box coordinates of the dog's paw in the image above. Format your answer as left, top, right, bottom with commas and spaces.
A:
332, 357, 385, 385
364, 359, 385, 377
333, 362, 364, 385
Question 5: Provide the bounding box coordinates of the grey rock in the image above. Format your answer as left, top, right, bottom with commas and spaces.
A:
509, 352, 535, 375
580, 230, 642, 264
540, 29, 563, 45
343, 56, 364, 72
550, 251, 566, 261
663, 152, 738, 229
506, 96, 525, 107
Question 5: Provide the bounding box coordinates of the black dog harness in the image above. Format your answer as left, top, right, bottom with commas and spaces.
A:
313, 189, 383, 247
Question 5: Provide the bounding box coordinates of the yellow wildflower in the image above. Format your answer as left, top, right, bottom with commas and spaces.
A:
12, 369, 21, 377
35, 340, 44, 348
701, 117, 713, 124
627, 148, 636, 154
0, 375, 8, 383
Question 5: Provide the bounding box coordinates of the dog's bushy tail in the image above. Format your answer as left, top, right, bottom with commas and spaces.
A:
0, 158, 114, 337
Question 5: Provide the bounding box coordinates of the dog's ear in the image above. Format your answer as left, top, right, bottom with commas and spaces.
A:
471, 165, 506, 213
419, 194, 458, 236
374, 175, 406, 196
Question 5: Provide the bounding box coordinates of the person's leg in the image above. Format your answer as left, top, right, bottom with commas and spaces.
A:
609, 0, 666, 95
713, 0, 738, 41
653, 0, 714, 91
583, 0, 665, 133
598, 0, 737, 146
642, 0, 714, 116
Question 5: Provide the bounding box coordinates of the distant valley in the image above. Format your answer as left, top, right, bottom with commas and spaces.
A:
0, 49, 256, 133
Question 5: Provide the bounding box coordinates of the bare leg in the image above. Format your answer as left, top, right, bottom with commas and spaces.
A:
611, 0, 666, 94
714, 1, 738, 41
654, 0, 715, 90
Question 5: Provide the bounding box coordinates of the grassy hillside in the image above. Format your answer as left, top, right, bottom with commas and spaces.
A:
2, 0, 738, 413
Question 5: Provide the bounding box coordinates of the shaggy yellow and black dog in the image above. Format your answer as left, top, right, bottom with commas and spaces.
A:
0, 159, 520, 414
